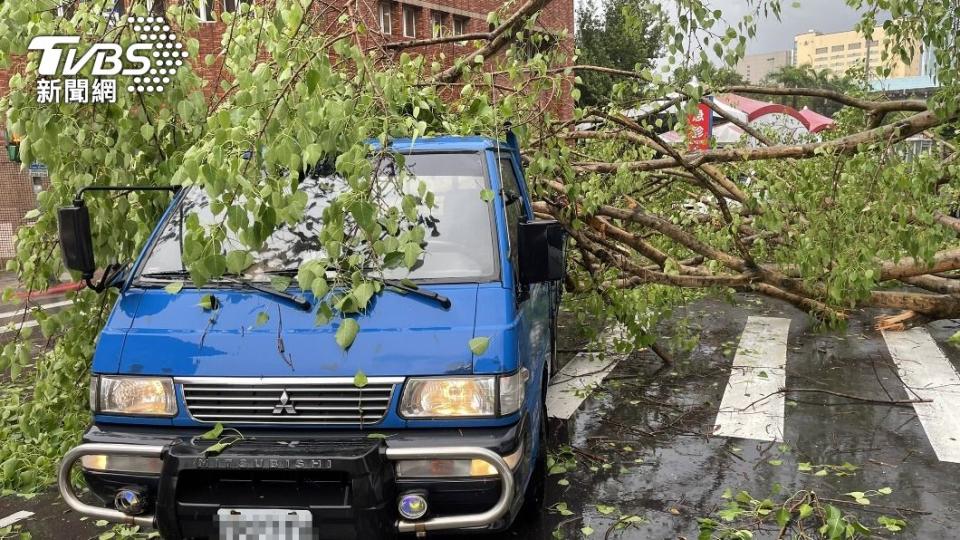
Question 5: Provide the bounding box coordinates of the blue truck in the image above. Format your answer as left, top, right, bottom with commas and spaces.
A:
54, 135, 566, 539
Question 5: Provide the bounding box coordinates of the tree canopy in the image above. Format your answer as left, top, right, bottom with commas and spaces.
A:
574, 0, 664, 106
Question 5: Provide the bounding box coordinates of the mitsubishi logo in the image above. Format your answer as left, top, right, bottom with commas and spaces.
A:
272, 390, 297, 415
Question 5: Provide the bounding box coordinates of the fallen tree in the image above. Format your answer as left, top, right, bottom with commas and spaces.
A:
0, 0, 957, 493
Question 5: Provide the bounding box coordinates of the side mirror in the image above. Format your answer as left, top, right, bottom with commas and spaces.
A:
517, 220, 566, 285
57, 204, 96, 278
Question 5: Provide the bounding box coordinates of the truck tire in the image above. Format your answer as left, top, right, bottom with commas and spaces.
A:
520, 373, 548, 514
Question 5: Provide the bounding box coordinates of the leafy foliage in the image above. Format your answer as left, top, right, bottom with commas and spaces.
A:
574, 0, 664, 105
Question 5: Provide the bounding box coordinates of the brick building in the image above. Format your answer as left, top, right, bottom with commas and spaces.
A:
0, 0, 574, 262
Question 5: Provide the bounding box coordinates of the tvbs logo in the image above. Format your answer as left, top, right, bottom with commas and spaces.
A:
27, 16, 188, 104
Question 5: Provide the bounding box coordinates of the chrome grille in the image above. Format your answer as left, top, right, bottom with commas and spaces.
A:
178, 377, 400, 425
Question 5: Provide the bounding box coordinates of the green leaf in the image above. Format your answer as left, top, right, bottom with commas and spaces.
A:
335, 318, 360, 350
140, 124, 154, 140
480, 188, 494, 202
353, 282, 376, 309
580, 526, 594, 536
366, 433, 388, 439
557, 478, 569, 486
198, 294, 217, 310
204, 441, 231, 456
270, 276, 292, 291
255, 311, 269, 326
200, 422, 224, 440
468, 336, 490, 355
225, 250, 253, 274
877, 487, 892, 495
164, 281, 184, 295
353, 369, 368, 388
595, 504, 615, 515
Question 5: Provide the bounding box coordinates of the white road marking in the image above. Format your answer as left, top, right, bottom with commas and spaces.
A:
0, 299, 73, 320
0, 510, 34, 528
712, 316, 791, 442
0, 319, 40, 335
546, 329, 625, 420
882, 327, 960, 463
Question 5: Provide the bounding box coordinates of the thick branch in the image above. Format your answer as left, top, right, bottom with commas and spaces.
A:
435, 0, 551, 84
879, 248, 960, 280
384, 32, 490, 49
574, 110, 948, 174
868, 290, 960, 318
900, 275, 960, 294
721, 85, 928, 114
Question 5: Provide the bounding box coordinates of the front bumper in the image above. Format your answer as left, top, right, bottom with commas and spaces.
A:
60, 422, 528, 538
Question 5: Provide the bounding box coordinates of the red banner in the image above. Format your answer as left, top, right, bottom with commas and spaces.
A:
687, 103, 712, 151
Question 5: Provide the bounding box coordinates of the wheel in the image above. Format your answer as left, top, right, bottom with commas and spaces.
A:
521, 374, 548, 513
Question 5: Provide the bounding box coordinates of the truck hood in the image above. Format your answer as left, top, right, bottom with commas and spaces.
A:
100, 284, 483, 377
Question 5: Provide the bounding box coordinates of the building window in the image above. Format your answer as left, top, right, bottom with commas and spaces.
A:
145, 0, 166, 15
197, 0, 214, 22
866, 39, 879, 46
379, 3, 392, 34
31, 175, 44, 195
831, 44, 844, 52
453, 17, 467, 37
815, 47, 828, 54
431, 11, 444, 38
223, 0, 251, 14
847, 42, 861, 50
402, 5, 416, 38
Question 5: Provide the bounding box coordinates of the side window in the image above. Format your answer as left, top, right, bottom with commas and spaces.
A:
498, 157, 526, 268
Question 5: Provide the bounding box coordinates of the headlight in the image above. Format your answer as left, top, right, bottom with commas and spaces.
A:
400, 377, 495, 418
98, 376, 177, 416
399, 369, 528, 418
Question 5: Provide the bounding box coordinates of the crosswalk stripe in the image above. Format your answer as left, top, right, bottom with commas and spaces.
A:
0, 510, 34, 528
712, 316, 790, 442
546, 329, 625, 420
0, 299, 73, 320
882, 327, 960, 463
0, 319, 40, 335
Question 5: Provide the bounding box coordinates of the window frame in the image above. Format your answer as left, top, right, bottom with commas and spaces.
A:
197, 0, 214, 22
223, 0, 251, 14
379, 3, 392, 34
402, 5, 416, 38
431, 11, 444, 38
453, 17, 467, 35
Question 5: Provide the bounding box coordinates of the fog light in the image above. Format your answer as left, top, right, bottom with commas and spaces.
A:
114, 488, 146, 515
398, 491, 429, 520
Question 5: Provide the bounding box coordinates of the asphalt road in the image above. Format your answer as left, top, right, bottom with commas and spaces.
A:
2, 293, 960, 538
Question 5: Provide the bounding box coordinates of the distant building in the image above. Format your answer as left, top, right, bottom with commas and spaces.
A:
794, 26, 922, 78
734, 50, 792, 84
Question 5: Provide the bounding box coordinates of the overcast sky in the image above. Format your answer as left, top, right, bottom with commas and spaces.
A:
709, 0, 871, 54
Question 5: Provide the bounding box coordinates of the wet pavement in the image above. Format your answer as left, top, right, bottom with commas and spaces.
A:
2, 293, 960, 538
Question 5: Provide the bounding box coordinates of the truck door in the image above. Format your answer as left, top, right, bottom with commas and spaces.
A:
497, 155, 553, 382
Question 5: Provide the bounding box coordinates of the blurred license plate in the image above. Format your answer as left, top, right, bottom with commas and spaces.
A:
217, 508, 312, 540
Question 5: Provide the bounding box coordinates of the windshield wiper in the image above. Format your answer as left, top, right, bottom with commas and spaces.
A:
140, 270, 191, 280
257, 269, 450, 310
139, 271, 311, 312
220, 276, 312, 311
378, 278, 452, 310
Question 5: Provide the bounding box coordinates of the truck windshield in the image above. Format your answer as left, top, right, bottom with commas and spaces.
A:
137, 152, 498, 283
